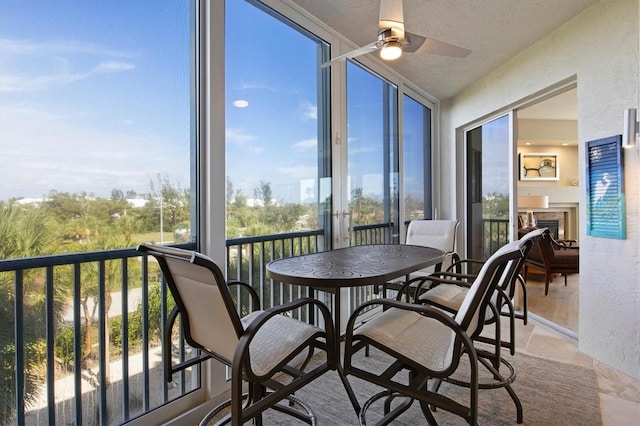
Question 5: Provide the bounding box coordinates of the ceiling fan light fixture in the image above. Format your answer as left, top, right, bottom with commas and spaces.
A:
380, 40, 402, 60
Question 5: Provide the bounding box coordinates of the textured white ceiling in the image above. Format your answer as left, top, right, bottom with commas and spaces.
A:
291, 0, 597, 100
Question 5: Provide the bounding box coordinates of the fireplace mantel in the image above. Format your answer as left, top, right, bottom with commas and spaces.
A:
517, 186, 579, 242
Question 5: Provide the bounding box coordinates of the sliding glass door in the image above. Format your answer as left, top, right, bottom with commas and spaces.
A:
465, 114, 513, 265
402, 93, 433, 224
342, 62, 399, 247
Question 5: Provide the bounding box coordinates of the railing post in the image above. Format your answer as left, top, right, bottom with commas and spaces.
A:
14, 270, 25, 425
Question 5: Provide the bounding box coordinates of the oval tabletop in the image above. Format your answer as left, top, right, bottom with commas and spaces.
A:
266, 244, 445, 288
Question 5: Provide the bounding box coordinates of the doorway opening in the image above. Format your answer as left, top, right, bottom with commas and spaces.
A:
516, 87, 579, 336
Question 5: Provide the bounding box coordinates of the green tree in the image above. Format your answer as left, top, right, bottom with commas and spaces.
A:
483, 192, 509, 218
0, 202, 56, 423
254, 181, 273, 207
76, 232, 131, 377
139, 175, 191, 237
350, 188, 384, 225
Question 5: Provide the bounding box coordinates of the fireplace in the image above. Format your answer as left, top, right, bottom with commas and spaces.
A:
535, 211, 567, 240
536, 219, 559, 238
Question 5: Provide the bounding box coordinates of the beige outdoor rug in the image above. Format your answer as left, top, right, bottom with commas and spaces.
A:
263, 347, 602, 425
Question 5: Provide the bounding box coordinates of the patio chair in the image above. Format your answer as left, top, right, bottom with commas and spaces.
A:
138, 244, 336, 426
522, 227, 579, 295
382, 219, 459, 297
410, 228, 544, 356
343, 240, 527, 425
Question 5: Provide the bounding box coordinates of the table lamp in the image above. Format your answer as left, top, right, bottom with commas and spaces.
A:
518, 195, 549, 228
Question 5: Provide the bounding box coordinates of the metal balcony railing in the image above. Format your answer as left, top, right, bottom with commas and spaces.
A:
0, 243, 197, 426
3, 220, 514, 426
482, 218, 510, 258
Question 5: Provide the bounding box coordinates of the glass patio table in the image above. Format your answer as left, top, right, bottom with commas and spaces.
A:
266, 244, 446, 414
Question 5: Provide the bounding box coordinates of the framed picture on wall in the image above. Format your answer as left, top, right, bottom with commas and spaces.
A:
519, 153, 559, 181
585, 135, 625, 239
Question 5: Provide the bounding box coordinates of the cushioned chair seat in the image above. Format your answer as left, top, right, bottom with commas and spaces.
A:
417, 284, 468, 312
354, 307, 455, 371
240, 310, 323, 378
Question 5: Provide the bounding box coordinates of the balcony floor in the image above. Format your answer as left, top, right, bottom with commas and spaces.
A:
511, 317, 640, 425
180, 315, 639, 425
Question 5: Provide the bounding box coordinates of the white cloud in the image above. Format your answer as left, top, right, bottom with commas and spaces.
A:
0, 105, 188, 200
93, 61, 135, 73
349, 146, 377, 154
292, 138, 317, 150
0, 38, 133, 58
226, 128, 256, 145
277, 165, 316, 180
0, 38, 136, 93
225, 128, 264, 154
300, 101, 317, 120
235, 82, 276, 91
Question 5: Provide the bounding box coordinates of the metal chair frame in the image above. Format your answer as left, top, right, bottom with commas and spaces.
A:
138, 244, 336, 426
344, 242, 527, 425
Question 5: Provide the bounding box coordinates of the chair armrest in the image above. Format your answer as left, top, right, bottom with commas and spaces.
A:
430, 271, 476, 282
446, 258, 485, 274
227, 280, 261, 311
550, 238, 578, 250
436, 250, 459, 272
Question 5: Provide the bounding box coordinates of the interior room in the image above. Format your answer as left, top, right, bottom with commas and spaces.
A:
517, 88, 580, 334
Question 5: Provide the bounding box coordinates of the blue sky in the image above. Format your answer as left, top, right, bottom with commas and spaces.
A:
0, 0, 434, 205
0, 1, 191, 200
225, 0, 322, 204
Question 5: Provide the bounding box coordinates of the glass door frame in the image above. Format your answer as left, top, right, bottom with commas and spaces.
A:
331, 62, 436, 250
461, 111, 518, 261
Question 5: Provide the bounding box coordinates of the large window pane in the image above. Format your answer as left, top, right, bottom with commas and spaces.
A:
225, 1, 330, 239
0, 2, 197, 424
346, 62, 398, 243
466, 114, 510, 262
0, 1, 195, 251
403, 94, 432, 222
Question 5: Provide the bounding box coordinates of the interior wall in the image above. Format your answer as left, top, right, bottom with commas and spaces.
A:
517, 144, 579, 188
442, 0, 640, 379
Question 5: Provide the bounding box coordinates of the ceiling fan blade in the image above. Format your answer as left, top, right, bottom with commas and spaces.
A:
411, 34, 472, 58
320, 41, 379, 68
379, 0, 403, 23
379, 0, 405, 39
402, 32, 427, 53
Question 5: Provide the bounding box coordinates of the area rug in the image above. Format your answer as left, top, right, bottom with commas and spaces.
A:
273, 348, 602, 425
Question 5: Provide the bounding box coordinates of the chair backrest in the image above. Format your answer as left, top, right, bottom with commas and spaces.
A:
138, 244, 243, 364
406, 220, 459, 271
530, 228, 556, 263
454, 240, 525, 337
490, 237, 534, 307
518, 227, 546, 245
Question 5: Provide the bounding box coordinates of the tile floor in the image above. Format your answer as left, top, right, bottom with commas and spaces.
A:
512, 318, 640, 425
526, 272, 579, 333
515, 271, 638, 424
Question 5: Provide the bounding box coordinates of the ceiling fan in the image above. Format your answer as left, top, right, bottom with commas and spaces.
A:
321, 0, 471, 67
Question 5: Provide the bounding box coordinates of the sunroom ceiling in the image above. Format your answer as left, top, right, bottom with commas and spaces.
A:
291, 0, 597, 100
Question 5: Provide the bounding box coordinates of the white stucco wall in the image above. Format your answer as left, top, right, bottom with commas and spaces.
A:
442, 0, 640, 378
